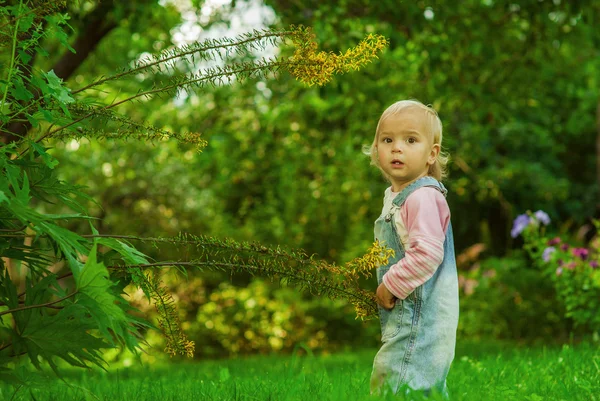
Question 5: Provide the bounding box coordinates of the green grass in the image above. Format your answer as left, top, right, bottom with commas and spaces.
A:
1, 340, 599, 400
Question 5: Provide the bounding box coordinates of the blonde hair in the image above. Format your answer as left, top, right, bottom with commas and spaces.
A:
363, 99, 449, 181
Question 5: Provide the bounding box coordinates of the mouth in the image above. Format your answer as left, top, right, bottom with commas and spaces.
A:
391, 160, 404, 167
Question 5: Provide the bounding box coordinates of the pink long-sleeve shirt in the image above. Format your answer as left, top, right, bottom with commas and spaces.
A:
379, 186, 451, 300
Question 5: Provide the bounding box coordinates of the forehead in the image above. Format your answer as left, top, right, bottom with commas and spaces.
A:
378, 107, 430, 135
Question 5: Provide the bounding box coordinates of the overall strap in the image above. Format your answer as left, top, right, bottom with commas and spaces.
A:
391, 176, 448, 207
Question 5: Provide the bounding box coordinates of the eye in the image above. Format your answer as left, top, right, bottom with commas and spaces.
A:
381, 137, 392, 143
406, 137, 417, 144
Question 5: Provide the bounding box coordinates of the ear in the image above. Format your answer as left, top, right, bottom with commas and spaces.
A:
427, 144, 440, 165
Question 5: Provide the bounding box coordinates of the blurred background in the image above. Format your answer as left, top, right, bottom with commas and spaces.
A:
37, 0, 600, 361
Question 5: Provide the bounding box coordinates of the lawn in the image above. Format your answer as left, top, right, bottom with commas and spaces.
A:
1, 339, 598, 400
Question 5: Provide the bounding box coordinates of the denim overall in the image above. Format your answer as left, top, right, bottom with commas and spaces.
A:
370, 176, 459, 398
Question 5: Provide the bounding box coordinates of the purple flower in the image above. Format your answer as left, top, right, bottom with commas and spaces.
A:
571, 248, 589, 260
542, 247, 556, 262
511, 214, 530, 238
547, 237, 561, 246
556, 267, 563, 276
534, 210, 551, 225
560, 243, 569, 251
590, 261, 599, 269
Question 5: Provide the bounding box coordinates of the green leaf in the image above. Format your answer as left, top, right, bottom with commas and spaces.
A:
52, 23, 75, 54
10, 77, 34, 102
26, 113, 39, 128
0, 365, 56, 391
34, 221, 89, 274
31, 75, 48, 97
15, 304, 109, 374
92, 223, 152, 266
0, 270, 19, 310
6, 167, 31, 205
30, 143, 58, 169
11, 275, 61, 334
74, 244, 144, 350
44, 70, 74, 104
38, 106, 54, 124
0, 244, 54, 276
18, 49, 31, 64
17, 4, 34, 32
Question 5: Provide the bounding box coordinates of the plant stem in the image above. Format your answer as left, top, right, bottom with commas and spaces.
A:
0, 291, 78, 317
0, 0, 22, 113
31, 60, 292, 146
71, 30, 295, 95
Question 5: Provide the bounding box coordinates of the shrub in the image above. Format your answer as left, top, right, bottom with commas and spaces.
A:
514, 212, 600, 336
457, 251, 573, 343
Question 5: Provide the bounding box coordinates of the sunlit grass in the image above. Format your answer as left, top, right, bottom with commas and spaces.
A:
2, 339, 598, 400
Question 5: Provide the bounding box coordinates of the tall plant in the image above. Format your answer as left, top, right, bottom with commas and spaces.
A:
0, 0, 388, 390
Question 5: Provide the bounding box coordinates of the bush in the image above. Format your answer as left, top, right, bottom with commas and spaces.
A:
168, 277, 380, 358
457, 251, 573, 343
515, 212, 600, 336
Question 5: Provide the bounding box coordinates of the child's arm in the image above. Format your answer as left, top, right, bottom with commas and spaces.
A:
382, 187, 450, 300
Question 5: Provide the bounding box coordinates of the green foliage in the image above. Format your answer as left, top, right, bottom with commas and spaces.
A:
140, 274, 382, 359
0, 0, 389, 392
517, 212, 600, 334
194, 279, 339, 356
256, 0, 600, 253
458, 209, 600, 343
36, 1, 600, 359
457, 252, 573, 342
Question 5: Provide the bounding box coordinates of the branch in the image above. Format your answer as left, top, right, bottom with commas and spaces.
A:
121, 261, 377, 315
0, 0, 21, 113
32, 60, 291, 145
72, 29, 295, 95
0, 291, 78, 317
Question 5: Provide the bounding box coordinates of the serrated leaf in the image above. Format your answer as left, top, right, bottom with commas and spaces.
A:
30, 143, 58, 169
53, 23, 75, 54
0, 270, 19, 310
26, 113, 39, 128
18, 49, 31, 64
11, 275, 61, 333
39, 107, 54, 123
44, 70, 74, 105
17, 4, 34, 31
15, 304, 109, 374
89, 223, 152, 265
31, 75, 48, 97
10, 77, 34, 102
74, 244, 142, 350
0, 245, 54, 276
5, 167, 30, 205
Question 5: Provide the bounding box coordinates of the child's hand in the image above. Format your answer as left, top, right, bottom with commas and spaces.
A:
376, 283, 397, 310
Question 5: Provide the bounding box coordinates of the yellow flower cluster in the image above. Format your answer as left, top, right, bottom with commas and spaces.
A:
165, 338, 196, 358
287, 27, 389, 86
314, 241, 394, 319
344, 240, 395, 279
140, 271, 197, 357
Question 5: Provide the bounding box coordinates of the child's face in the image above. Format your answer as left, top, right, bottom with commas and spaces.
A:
376, 107, 440, 192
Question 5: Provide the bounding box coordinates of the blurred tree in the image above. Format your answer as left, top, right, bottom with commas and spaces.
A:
259, 0, 600, 253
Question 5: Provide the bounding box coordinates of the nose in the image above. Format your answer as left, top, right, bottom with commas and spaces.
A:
392, 142, 403, 153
